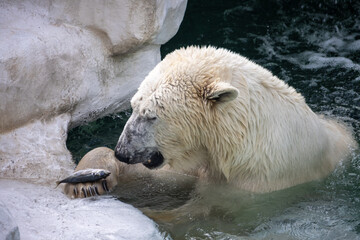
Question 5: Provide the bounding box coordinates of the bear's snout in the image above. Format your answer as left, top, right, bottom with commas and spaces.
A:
114, 150, 130, 164
114, 143, 162, 168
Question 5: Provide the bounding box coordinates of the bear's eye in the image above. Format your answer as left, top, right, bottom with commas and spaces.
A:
147, 116, 157, 121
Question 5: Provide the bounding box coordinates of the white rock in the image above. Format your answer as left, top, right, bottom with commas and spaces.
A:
0, 0, 187, 132
0, 200, 20, 240
0, 114, 74, 181
0, 179, 163, 240
0, 0, 187, 179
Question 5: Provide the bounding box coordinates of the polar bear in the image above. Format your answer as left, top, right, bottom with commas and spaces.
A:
63, 46, 357, 198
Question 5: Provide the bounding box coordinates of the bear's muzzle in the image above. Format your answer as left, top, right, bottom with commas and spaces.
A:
114, 147, 164, 169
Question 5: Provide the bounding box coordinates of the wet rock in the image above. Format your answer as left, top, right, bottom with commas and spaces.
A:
0, 179, 162, 240
0, 200, 20, 240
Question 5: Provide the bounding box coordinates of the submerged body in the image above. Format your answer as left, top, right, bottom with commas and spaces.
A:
63, 46, 357, 198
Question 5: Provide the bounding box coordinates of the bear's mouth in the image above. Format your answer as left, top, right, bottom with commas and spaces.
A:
142, 151, 164, 169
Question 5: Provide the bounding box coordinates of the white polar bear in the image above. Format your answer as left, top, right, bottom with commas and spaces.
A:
64, 46, 357, 197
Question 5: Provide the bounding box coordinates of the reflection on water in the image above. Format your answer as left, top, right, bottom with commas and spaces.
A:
67, 0, 360, 239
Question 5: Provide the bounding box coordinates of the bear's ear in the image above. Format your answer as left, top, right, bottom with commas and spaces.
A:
207, 82, 239, 103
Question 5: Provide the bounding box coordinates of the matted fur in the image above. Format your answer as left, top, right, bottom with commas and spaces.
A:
127, 46, 357, 192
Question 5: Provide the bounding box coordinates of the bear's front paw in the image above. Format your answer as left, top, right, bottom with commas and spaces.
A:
63, 180, 110, 198
56, 168, 114, 198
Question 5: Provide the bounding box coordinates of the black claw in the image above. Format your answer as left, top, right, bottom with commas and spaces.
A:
73, 187, 78, 197
105, 181, 109, 192
102, 180, 109, 192
90, 186, 96, 196
94, 186, 100, 195
82, 187, 87, 198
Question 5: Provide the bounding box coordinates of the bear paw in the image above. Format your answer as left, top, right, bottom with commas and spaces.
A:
63, 180, 111, 198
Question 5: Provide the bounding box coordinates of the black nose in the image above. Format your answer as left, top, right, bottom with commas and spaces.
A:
114, 150, 130, 164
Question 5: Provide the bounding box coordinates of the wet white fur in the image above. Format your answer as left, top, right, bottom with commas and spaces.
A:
129, 46, 357, 192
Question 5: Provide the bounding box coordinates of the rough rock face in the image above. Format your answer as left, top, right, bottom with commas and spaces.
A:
0, 0, 186, 238
0, 0, 187, 180
0, 179, 163, 240
0, 200, 20, 240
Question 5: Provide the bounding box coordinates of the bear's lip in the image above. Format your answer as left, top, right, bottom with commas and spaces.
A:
142, 151, 164, 169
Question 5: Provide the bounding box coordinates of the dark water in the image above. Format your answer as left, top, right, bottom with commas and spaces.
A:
67, 0, 360, 239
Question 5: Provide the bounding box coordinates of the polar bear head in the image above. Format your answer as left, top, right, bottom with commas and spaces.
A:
115, 46, 249, 173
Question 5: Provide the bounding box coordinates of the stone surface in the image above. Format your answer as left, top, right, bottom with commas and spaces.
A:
0, 0, 187, 133
0, 114, 74, 182
0, 0, 187, 180
0, 179, 163, 240
0, 200, 20, 240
